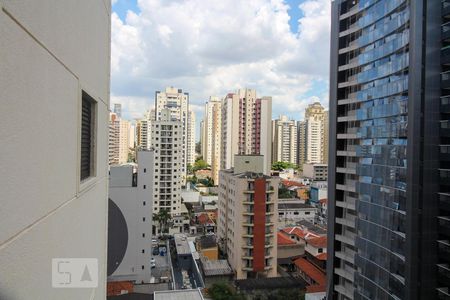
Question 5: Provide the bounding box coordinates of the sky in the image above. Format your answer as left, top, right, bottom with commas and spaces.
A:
110, 0, 331, 139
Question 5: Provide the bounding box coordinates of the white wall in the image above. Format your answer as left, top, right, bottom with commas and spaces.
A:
0, 0, 110, 299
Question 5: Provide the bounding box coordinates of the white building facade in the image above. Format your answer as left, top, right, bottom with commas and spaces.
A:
108, 151, 154, 283
201, 96, 222, 184
272, 115, 297, 165
151, 109, 183, 217
0, 0, 110, 298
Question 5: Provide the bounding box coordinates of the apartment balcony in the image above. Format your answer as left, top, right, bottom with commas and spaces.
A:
339, 4, 360, 20
242, 267, 253, 271
335, 234, 356, 247
442, 121, 450, 137
439, 264, 450, 282
437, 287, 450, 300
336, 216, 356, 228
443, 72, 450, 90
335, 250, 355, 264
443, 47, 450, 66
438, 240, 450, 263
338, 75, 358, 89
440, 169, 450, 186
242, 233, 254, 238
444, 22, 450, 42
335, 268, 354, 282
243, 210, 254, 216
445, 0, 450, 18
338, 56, 359, 72
442, 146, 450, 162
339, 22, 361, 38
337, 110, 357, 122
243, 223, 254, 227
335, 284, 355, 299
244, 190, 255, 194
242, 244, 254, 249
439, 216, 450, 237
440, 193, 450, 212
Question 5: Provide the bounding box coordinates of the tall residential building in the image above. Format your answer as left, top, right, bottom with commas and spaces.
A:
328, 1, 448, 300
151, 109, 183, 218
155, 87, 191, 175
187, 109, 196, 165
297, 120, 307, 167
129, 123, 136, 149
221, 89, 272, 175
108, 151, 153, 283
305, 102, 328, 164
114, 103, 122, 118
119, 119, 130, 164
109, 112, 120, 165
202, 97, 222, 183
218, 155, 279, 279
272, 115, 297, 165
136, 118, 151, 150
0, 0, 110, 299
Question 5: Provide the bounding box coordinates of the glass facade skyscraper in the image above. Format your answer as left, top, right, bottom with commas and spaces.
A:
328, 1, 450, 299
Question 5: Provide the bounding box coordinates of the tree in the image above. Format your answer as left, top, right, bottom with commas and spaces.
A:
193, 159, 209, 171
208, 282, 246, 300
272, 161, 297, 171
153, 209, 172, 235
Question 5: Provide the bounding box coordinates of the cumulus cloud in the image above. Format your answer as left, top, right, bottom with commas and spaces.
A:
111, 0, 331, 122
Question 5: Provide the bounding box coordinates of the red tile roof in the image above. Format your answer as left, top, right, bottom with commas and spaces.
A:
281, 180, 305, 188
198, 213, 215, 225
315, 253, 327, 260
307, 236, 327, 248
294, 258, 326, 286
282, 227, 319, 240
319, 198, 328, 204
277, 232, 296, 246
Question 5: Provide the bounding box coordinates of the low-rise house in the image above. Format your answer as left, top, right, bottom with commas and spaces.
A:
277, 232, 304, 265
309, 182, 327, 205
293, 258, 326, 294
278, 200, 317, 224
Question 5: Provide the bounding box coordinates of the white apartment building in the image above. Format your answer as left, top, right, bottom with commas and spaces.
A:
221, 89, 272, 175
201, 96, 222, 183
298, 102, 328, 166
129, 123, 136, 149
272, 115, 297, 165
110, 112, 120, 165
119, 119, 130, 164
218, 155, 279, 280
151, 109, 183, 218
155, 87, 193, 175
278, 200, 317, 225
187, 109, 196, 165
303, 163, 328, 181
108, 151, 154, 283
0, 1, 110, 299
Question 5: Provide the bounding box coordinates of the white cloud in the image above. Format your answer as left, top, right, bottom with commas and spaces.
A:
111, 0, 331, 122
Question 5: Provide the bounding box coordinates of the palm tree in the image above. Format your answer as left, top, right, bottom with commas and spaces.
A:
153, 209, 172, 236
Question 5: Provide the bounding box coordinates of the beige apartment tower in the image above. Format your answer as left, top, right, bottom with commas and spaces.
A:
221, 89, 272, 175
218, 155, 279, 280
272, 115, 297, 165
201, 96, 222, 183
298, 102, 328, 167
0, 0, 110, 299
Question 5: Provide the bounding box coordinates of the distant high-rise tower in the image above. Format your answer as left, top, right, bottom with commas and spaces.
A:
155, 87, 192, 177
221, 89, 272, 174
272, 115, 297, 165
114, 103, 122, 118
187, 109, 196, 166
297, 120, 307, 168
304, 102, 328, 165
202, 97, 222, 183
328, 1, 448, 300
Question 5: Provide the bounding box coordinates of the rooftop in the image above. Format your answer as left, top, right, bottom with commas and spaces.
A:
281, 180, 305, 188
197, 235, 217, 249
294, 258, 326, 286
281, 227, 319, 240
278, 202, 316, 210
307, 236, 327, 249
174, 234, 191, 256
315, 253, 327, 261
297, 220, 327, 235
277, 231, 296, 246
199, 256, 233, 276
154, 289, 204, 300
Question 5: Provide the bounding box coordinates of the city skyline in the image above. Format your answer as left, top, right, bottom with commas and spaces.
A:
110, 0, 331, 129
